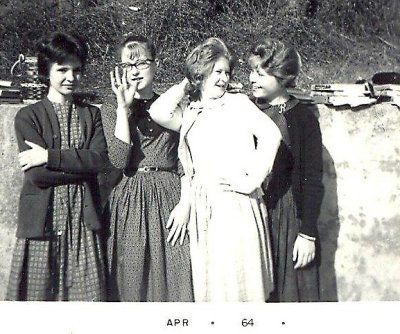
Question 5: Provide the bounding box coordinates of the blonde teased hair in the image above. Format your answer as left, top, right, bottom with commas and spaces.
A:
185, 37, 236, 101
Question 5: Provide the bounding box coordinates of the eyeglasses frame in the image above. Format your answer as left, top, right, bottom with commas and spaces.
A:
117, 59, 154, 71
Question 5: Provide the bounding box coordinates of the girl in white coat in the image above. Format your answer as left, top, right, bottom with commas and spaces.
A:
150, 37, 282, 302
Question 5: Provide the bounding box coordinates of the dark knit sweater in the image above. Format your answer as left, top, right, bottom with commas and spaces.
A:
256, 97, 324, 237
14, 97, 109, 238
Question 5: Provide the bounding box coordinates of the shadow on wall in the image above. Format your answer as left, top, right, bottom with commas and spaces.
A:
310, 105, 340, 302
318, 145, 340, 301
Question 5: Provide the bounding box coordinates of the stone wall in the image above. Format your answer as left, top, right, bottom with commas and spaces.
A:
0, 103, 399, 301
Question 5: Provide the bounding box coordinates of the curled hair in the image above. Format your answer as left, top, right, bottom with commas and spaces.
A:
185, 37, 236, 101
249, 38, 301, 88
37, 31, 88, 84
118, 34, 156, 61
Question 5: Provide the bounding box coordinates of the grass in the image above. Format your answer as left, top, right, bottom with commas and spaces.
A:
0, 0, 399, 101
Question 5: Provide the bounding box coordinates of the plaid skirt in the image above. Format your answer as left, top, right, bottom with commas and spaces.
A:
6, 225, 106, 301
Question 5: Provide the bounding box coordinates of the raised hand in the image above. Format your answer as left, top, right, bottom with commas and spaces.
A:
110, 66, 138, 109
179, 77, 191, 95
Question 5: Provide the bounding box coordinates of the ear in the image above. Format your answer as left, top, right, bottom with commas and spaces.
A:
154, 58, 160, 67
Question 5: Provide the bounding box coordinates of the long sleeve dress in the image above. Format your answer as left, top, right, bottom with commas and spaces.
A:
7, 98, 108, 301
255, 96, 324, 302
100, 94, 193, 302
154, 92, 282, 302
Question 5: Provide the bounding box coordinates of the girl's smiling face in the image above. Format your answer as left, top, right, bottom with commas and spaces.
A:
48, 56, 82, 99
248, 56, 284, 101
200, 57, 230, 100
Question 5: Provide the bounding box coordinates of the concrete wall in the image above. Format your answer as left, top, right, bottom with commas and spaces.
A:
317, 103, 400, 301
0, 105, 22, 300
0, 103, 399, 301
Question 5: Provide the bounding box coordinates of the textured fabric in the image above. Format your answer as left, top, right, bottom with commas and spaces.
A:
6, 233, 106, 301
256, 97, 324, 237
107, 171, 193, 302
101, 94, 181, 171
6, 101, 106, 301
101, 94, 193, 302
13, 97, 108, 238
180, 93, 276, 302
255, 97, 322, 302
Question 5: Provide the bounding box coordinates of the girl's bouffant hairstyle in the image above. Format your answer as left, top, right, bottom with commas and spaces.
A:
37, 31, 88, 84
249, 38, 301, 88
118, 34, 156, 61
185, 37, 236, 101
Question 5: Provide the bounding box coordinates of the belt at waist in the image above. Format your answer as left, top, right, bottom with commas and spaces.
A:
124, 166, 177, 176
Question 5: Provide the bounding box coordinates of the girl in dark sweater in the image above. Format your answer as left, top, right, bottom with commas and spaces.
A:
6, 32, 108, 301
248, 38, 324, 302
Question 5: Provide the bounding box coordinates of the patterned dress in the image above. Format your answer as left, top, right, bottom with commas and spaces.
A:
101, 94, 193, 302
6, 101, 106, 301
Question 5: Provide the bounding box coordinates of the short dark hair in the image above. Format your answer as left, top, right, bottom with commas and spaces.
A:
185, 37, 236, 101
37, 31, 88, 83
117, 34, 156, 61
249, 38, 301, 88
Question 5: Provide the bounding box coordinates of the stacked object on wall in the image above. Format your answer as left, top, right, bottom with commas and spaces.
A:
20, 82, 48, 101
310, 83, 377, 108
371, 72, 400, 107
11, 54, 47, 102
0, 80, 22, 104
287, 87, 315, 104
373, 85, 400, 107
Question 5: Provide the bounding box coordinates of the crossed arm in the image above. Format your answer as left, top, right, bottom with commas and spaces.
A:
15, 108, 108, 188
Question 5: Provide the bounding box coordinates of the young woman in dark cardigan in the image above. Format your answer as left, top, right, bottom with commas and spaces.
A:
6, 32, 109, 301
248, 38, 324, 302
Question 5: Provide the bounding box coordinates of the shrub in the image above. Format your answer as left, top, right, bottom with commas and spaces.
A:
0, 0, 399, 100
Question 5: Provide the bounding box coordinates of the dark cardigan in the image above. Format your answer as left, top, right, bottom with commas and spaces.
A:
14, 97, 109, 238
259, 98, 324, 237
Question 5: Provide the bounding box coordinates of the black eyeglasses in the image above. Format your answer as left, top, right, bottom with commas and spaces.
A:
118, 59, 154, 71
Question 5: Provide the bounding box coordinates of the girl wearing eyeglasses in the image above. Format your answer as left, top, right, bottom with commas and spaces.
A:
100, 35, 193, 302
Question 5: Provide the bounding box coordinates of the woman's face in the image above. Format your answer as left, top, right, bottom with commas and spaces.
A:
48, 56, 82, 98
120, 47, 156, 92
200, 57, 230, 100
249, 56, 284, 100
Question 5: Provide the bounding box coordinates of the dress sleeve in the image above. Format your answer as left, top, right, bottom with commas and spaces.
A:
15, 107, 87, 188
100, 99, 133, 169
46, 106, 109, 174
298, 106, 324, 237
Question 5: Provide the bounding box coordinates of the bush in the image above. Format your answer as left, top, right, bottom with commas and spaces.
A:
1, 0, 399, 100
